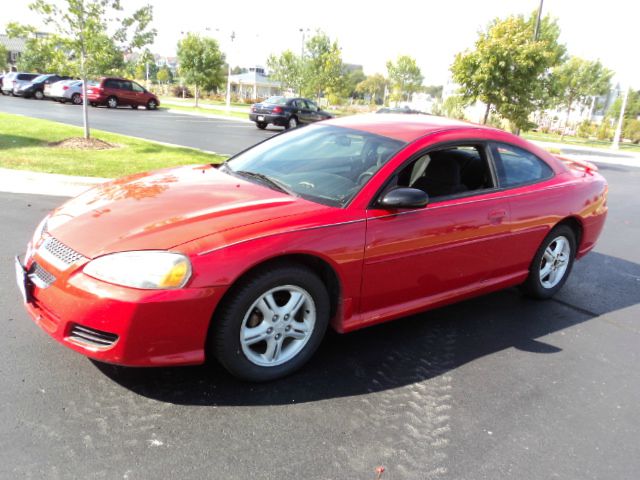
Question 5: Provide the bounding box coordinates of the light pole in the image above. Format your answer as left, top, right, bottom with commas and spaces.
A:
299, 28, 309, 58
534, 0, 544, 40
612, 86, 629, 150
225, 31, 236, 112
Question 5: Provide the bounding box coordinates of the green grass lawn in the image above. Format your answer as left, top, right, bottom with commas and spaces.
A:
0, 112, 226, 177
523, 131, 640, 153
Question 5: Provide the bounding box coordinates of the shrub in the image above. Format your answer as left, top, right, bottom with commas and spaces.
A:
171, 85, 192, 98
577, 120, 596, 139
596, 121, 613, 141
624, 119, 640, 144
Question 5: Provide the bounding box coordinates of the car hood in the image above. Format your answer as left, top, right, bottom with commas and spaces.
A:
47, 165, 324, 258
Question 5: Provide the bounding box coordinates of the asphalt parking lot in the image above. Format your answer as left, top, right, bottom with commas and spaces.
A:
1, 100, 640, 479
0, 95, 279, 155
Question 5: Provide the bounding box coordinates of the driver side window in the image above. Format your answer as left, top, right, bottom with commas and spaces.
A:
392, 145, 494, 200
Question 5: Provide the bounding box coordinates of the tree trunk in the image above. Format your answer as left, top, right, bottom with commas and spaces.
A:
483, 103, 491, 124
195, 85, 199, 108
561, 99, 573, 141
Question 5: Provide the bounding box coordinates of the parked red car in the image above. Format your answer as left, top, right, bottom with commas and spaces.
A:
86, 77, 159, 110
16, 115, 608, 381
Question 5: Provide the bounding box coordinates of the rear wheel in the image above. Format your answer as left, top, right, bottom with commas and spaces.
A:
521, 225, 576, 299
106, 96, 118, 109
256, 122, 267, 130
211, 264, 329, 382
71, 93, 82, 105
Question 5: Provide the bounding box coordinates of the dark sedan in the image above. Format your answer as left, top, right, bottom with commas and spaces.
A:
249, 96, 332, 129
16, 74, 73, 99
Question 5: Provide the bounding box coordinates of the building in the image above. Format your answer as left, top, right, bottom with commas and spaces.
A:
0, 34, 26, 71
228, 67, 281, 100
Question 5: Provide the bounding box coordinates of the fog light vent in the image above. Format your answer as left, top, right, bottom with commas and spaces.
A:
69, 324, 118, 348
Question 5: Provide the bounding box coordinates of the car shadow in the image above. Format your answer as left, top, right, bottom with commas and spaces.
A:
93, 251, 640, 406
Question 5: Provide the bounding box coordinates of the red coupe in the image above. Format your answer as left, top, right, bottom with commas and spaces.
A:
16, 115, 608, 381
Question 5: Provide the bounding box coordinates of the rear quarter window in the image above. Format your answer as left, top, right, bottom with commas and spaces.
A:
491, 143, 554, 188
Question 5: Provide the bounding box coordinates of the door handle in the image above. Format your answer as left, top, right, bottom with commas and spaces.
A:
488, 209, 507, 224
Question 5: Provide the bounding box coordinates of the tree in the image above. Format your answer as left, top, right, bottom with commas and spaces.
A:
133, 48, 158, 83
0, 44, 9, 71
176, 33, 225, 107
356, 74, 388, 105
423, 85, 443, 100
451, 12, 565, 130
386, 55, 423, 102
28, 0, 156, 139
156, 65, 172, 85
342, 67, 366, 100
553, 56, 612, 136
267, 49, 304, 95
302, 31, 344, 101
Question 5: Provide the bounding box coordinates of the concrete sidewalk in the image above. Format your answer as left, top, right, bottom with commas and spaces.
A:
0, 168, 107, 197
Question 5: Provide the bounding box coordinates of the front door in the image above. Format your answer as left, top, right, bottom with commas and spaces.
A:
359, 144, 515, 323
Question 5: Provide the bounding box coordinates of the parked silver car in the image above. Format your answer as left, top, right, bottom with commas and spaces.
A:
48, 79, 84, 104
1, 72, 39, 96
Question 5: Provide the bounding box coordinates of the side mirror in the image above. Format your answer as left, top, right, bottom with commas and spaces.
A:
379, 188, 429, 209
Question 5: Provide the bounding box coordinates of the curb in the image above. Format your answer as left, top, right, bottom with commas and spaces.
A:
0, 167, 108, 197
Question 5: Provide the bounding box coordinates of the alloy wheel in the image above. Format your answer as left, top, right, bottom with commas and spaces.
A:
539, 235, 571, 289
240, 285, 316, 367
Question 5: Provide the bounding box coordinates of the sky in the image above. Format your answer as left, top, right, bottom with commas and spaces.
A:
4, 0, 638, 88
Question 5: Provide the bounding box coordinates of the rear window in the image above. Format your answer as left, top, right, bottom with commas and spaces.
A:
17, 74, 38, 81
264, 96, 288, 105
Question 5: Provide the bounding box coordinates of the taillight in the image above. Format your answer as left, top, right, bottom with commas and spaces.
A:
63, 85, 69, 90
272, 106, 283, 114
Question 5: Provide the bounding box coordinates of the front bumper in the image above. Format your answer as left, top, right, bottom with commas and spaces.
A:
18, 251, 227, 367
249, 112, 288, 126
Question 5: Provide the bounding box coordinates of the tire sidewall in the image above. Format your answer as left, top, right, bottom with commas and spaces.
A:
524, 225, 576, 299
212, 265, 330, 381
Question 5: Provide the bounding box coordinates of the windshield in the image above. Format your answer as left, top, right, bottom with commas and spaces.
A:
225, 125, 405, 207
32, 74, 50, 83
263, 96, 288, 105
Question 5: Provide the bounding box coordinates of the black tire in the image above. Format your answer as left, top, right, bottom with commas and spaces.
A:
34, 90, 44, 100
146, 99, 158, 110
211, 264, 330, 382
521, 225, 576, 299
106, 96, 118, 109
256, 122, 267, 130
131, 104, 138, 110
90, 102, 98, 107
71, 93, 82, 105
285, 116, 298, 130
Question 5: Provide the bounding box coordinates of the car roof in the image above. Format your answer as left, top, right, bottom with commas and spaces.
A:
323, 113, 497, 143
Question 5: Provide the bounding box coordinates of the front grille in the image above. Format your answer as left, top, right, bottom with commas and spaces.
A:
69, 324, 118, 348
39, 236, 84, 270
29, 262, 56, 288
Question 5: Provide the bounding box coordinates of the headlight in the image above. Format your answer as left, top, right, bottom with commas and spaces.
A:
83, 251, 192, 289
32, 216, 48, 244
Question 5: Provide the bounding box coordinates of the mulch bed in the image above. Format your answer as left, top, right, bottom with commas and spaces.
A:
48, 137, 117, 150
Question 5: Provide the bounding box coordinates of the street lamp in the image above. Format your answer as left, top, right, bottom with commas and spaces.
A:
225, 31, 236, 112
299, 28, 310, 58
612, 86, 629, 150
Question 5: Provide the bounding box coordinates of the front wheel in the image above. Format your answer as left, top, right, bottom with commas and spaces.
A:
521, 225, 576, 299
285, 116, 298, 129
146, 99, 158, 110
34, 90, 44, 100
211, 264, 330, 381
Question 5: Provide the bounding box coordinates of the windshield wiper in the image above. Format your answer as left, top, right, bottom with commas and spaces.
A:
234, 170, 297, 196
